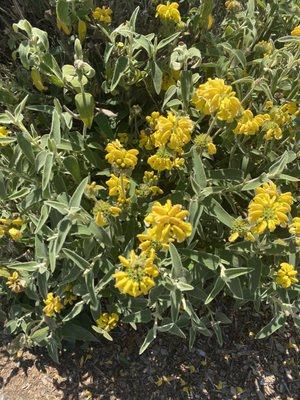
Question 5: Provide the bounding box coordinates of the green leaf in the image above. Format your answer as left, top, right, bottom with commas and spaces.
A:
42, 152, 54, 191
170, 243, 185, 279
268, 150, 296, 177
35, 205, 50, 234
75, 93, 95, 128
63, 155, 82, 183
204, 277, 225, 305
171, 289, 182, 322
139, 328, 156, 354
60, 322, 98, 342
181, 70, 192, 111
69, 176, 89, 208
110, 56, 129, 91
123, 310, 152, 324
222, 267, 254, 280
255, 314, 285, 339
225, 278, 244, 299
203, 198, 234, 228
192, 148, 207, 190
31, 327, 49, 343
17, 133, 35, 164
6, 261, 44, 272
157, 32, 180, 51
50, 109, 61, 144
84, 269, 97, 308
62, 248, 90, 270
62, 301, 85, 322
241, 173, 268, 191
149, 60, 163, 95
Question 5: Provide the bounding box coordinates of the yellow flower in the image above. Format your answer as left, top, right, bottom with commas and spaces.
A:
113, 249, 159, 297
281, 102, 298, 115
148, 152, 173, 171
105, 140, 139, 170
8, 228, 22, 241
153, 112, 194, 151
0, 125, 10, 147
156, 2, 181, 23
192, 78, 242, 122
276, 263, 298, 288
78, 20, 87, 42
162, 69, 180, 91
117, 132, 129, 145
6, 271, 24, 293
0, 217, 11, 225
139, 130, 155, 150
248, 193, 291, 234
234, 110, 270, 136
93, 200, 122, 226
43, 293, 63, 317
207, 14, 214, 30
228, 217, 255, 243
0, 227, 5, 238
63, 284, 77, 306
85, 181, 103, 198
106, 174, 129, 203
291, 25, 300, 36
144, 199, 192, 246
96, 313, 119, 331
194, 134, 217, 155
225, 1, 242, 11
255, 181, 278, 197
95, 211, 107, 227
136, 171, 163, 198
289, 217, 300, 236
93, 6, 112, 24
146, 111, 161, 129
173, 157, 185, 168
12, 217, 24, 226
263, 122, 282, 140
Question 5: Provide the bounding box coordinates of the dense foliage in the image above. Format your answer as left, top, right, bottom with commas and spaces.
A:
0, 0, 299, 362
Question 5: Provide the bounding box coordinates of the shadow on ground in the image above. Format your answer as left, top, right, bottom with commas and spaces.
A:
0, 308, 299, 400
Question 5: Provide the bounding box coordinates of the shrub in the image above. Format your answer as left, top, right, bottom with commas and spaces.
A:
0, 0, 299, 362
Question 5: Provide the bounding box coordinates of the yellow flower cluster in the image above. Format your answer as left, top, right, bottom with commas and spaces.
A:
92, 6, 112, 24
140, 111, 193, 172
225, 1, 242, 11
276, 263, 298, 288
254, 40, 274, 57
291, 25, 300, 36
248, 182, 293, 234
93, 199, 122, 227
106, 174, 129, 204
262, 101, 299, 141
234, 110, 270, 136
85, 181, 104, 199
136, 171, 163, 197
96, 313, 119, 331
0, 125, 10, 146
0, 217, 24, 241
192, 78, 242, 122
113, 249, 159, 297
228, 218, 255, 243
139, 199, 192, 251
63, 284, 77, 306
156, 2, 181, 23
6, 271, 24, 293
43, 293, 63, 317
289, 217, 300, 245
194, 134, 217, 155
105, 140, 139, 171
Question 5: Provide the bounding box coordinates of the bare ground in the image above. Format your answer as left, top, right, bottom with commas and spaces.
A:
0, 309, 299, 400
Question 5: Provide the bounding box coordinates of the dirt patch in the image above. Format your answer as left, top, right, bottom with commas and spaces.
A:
0, 310, 299, 400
